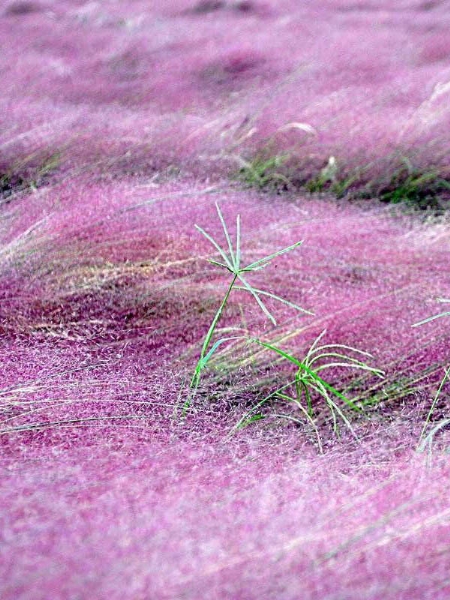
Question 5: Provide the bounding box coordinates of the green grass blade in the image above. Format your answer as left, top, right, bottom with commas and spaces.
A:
234, 287, 314, 315
215, 203, 236, 269
308, 343, 375, 358
306, 379, 339, 433
312, 362, 384, 377
418, 366, 450, 446
238, 413, 266, 428
190, 275, 238, 392
322, 390, 357, 439
306, 351, 384, 377
235, 214, 241, 270
207, 258, 233, 271
412, 311, 450, 327
244, 240, 303, 271
307, 351, 372, 366
299, 379, 313, 416
304, 330, 328, 357
412, 298, 450, 327
199, 336, 244, 369
195, 224, 234, 271
237, 275, 277, 325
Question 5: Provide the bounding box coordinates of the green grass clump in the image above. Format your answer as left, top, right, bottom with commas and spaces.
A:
186, 205, 383, 447
236, 152, 292, 191
377, 160, 450, 209
231, 331, 383, 451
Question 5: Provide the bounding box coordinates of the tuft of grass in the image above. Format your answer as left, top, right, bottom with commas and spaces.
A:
230, 330, 383, 450
185, 203, 312, 410
305, 156, 339, 194
236, 152, 292, 191
367, 158, 450, 210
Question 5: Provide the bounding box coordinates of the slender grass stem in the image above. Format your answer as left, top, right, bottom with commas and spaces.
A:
413, 299, 450, 450
190, 273, 238, 390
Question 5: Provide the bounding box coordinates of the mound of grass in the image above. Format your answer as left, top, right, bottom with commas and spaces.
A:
236, 150, 450, 211
375, 163, 450, 210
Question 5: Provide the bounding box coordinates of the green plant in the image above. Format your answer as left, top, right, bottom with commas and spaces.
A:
186, 203, 312, 409
236, 153, 291, 190
230, 330, 383, 450
186, 205, 382, 446
305, 157, 365, 199
305, 156, 338, 194
331, 174, 361, 198
377, 159, 450, 209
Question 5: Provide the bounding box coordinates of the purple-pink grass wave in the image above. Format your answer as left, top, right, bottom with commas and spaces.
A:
1, 2, 450, 599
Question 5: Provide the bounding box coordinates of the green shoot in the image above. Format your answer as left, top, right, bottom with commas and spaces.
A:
187, 203, 313, 409
236, 153, 291, 190
231, 330, 383, 446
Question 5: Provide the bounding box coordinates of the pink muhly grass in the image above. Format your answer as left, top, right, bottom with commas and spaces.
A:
2, 182, 450, 598
1, 2, 450, 599
1, 0, 450, 188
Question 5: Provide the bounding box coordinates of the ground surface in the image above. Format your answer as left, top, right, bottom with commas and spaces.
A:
1, 1, 450, 599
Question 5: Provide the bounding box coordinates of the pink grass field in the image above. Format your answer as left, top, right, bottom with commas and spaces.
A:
1, 1, 450, 598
